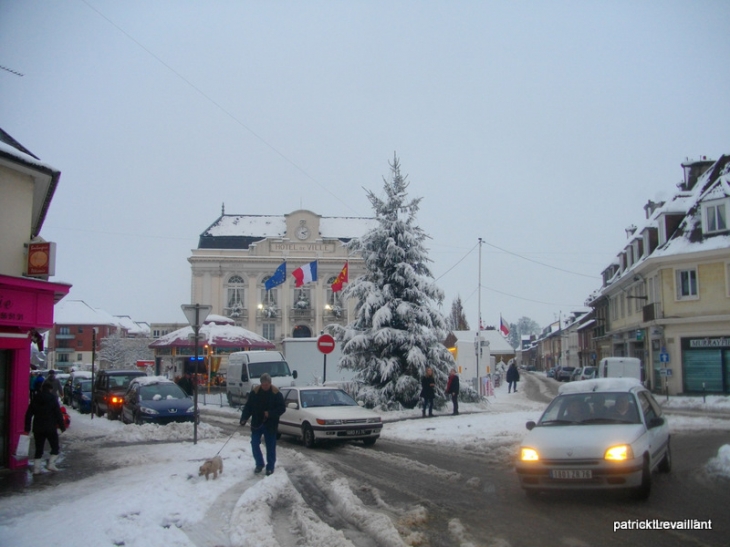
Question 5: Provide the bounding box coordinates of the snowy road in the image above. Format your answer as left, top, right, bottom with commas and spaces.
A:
3, 374, 730, 547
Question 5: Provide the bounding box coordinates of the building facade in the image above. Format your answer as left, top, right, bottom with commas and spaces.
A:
188, 208, 376, 348
588, 156, 730, 395
0, 128, 70, 470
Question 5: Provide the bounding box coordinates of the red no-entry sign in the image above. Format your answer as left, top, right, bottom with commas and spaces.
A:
317, 334, 336, 354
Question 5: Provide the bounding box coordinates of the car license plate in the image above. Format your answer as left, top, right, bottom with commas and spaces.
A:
550, 469, 592, 479
346, 430, 366, 436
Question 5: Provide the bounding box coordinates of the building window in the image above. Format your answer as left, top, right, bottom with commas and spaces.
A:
78, 326, 83, 333
676, 268, 698, 300
704, 200, 728, 234
77, 340, 83, 347
227, 275, 245, 317
726, 263, 730, 297
262, 323, 276, 341
77, 354, 82, 361
59, 327, 69, 335
58, 354, 68, 363
260, 277, 278, 307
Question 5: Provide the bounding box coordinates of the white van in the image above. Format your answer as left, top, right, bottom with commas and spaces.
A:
226, 351, 298, 406
598, 357, 643, 383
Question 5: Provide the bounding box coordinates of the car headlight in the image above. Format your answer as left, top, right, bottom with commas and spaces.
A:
367, 417, 381, 424
605, 445, 634, 461
186, 406, 195, 413
110, 396, 124, 404
521, 447, 540, 461
316, 419, 343, 425
81, 395, 90, 401
140, 407, 159, 415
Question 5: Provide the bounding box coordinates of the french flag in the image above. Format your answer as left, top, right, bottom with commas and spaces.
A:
500, 315, 510, 337
292, 261, 318, 287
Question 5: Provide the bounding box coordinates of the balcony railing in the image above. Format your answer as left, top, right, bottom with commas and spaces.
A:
55, 334, 75, 340
643, 302, 663, 322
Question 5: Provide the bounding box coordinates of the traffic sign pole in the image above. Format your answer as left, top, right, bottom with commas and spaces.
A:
317, 334, 336, 384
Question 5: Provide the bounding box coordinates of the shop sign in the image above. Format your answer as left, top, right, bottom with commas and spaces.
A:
0, 288, 37, 327
689, 337, 730, 349
26, 242, 56, 277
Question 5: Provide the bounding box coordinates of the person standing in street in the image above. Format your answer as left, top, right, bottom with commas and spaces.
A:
420, 367, 436, 417
239, 373, 286, 476
445, 368, 460, 415
176, 372, 194, 397
24, 381, 66, 474
44, 369, 64, 400
506, 360, 520, 393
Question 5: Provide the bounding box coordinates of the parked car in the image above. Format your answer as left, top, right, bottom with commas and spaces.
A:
63, 370, 92, 405
93, 369, 147, 420
557, 366, 576, 382
579, 366, 597, 380
121, 376, 196, 425
546, 367, 556, 379
515, 378, 671, 499
570, 368, 583, 382
71, 379, 92, 413
278, 386, 382, 448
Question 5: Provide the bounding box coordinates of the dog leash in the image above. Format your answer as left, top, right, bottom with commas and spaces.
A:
215, 431, 236, 457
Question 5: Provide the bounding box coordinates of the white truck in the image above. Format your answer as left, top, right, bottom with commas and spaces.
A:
281, 337, 356, 385
226, 351, 298, 407
598, 357, 643, 382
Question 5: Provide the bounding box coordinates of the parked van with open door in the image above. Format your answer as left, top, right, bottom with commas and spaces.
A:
598, 357, 643, 383
226, 351, 297, 406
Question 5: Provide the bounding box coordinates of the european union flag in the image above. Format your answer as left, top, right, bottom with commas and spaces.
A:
265, 262, 286, 291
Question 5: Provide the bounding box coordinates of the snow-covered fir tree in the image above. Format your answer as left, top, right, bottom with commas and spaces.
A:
333, 155, 456, 409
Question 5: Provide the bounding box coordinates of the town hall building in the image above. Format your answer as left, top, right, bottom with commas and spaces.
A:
188, 207, 376, 347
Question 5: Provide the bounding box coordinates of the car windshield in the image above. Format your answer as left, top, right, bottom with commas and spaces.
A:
538, 392, 641, 425
77, 380, 92, 391
249, 361, 292, 378
300, 389, 358, 408
140, 383, 187, 401
110, 375, 144, 389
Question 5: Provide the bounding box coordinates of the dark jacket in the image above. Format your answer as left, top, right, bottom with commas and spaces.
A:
506, 364, 520, 383
25, 390, 65, 434
240, 385, 286, 432
177, 375, 194, 396
445, 374, 460, 395
420, 374, 436, 400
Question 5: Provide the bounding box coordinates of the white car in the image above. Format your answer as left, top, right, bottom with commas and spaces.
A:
515, 378, 670, 499
278, 386, 382, 448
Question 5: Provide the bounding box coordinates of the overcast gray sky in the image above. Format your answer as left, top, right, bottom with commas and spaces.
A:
1, 0, 728, 329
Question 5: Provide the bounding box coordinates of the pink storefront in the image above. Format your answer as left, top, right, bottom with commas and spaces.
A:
0, 274, 70, 470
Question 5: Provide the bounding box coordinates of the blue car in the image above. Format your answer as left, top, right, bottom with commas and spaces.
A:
121, 377, 195, 425
71, 379, 93, 413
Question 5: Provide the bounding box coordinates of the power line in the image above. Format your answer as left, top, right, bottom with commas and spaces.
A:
0, 65, 24, 76
480, 239, 598, 278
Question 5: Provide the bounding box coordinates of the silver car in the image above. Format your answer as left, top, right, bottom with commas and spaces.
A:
515, 378, 670, 499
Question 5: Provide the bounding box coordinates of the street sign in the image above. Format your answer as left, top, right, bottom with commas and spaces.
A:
317, 334, 336, 354
659, 368, 673, 377
659, 352, 670, 363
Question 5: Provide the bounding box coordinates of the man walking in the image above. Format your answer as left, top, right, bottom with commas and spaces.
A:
239, 373, 286, 476
445, 368, 460, 415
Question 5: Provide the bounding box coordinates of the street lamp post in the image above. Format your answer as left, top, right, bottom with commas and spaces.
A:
181, 304, 212, 445
90, 327, 98, 420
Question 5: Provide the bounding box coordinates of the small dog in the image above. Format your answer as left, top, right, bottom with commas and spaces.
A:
198, 456, 223, 480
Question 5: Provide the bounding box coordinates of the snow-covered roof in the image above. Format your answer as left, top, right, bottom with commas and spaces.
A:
54, 300, 119, 326
149, 321, 275, 350
198, 213, 378, 249
597, 155, 730, 292
114, 315, 151, 336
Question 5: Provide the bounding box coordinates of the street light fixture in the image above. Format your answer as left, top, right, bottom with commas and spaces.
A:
181, 304, 212, 444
